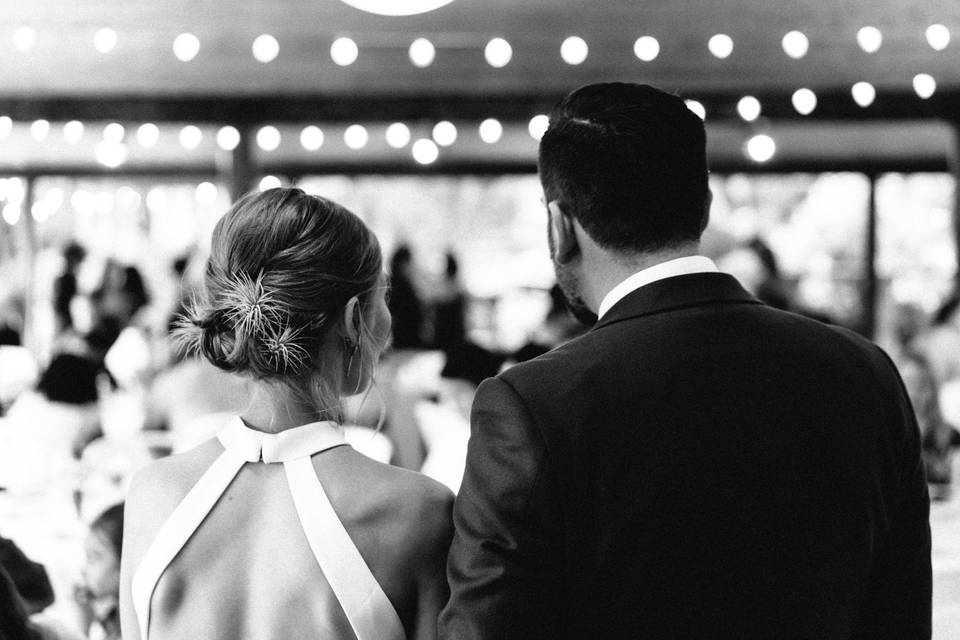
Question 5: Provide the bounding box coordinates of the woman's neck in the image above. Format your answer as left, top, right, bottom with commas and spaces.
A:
239, 381, 337, 433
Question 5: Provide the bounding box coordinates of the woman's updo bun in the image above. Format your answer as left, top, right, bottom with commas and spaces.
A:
173, 188, 382, 381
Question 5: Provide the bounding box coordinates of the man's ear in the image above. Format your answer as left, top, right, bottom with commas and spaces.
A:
548, 201, 579, 264
342, 296, 361, 344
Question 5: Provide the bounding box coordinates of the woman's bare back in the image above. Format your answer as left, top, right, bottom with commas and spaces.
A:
119, 422, 454, 640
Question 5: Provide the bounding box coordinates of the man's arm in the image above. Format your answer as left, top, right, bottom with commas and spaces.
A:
853, 351, 932, 639
438, 376, 562, 640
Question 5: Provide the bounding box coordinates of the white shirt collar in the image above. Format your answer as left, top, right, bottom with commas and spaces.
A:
597, 255, 719, 320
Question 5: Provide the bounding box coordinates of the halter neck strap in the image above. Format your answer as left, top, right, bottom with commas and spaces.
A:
216, 416, 348, 463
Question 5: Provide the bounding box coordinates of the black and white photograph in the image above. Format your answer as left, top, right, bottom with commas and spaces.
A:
0, 1, 958, 638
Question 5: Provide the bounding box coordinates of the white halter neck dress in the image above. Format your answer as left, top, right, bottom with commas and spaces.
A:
131, 417, 406, 640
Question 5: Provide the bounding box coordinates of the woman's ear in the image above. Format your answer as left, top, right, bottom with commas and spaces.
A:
342, 296, 361, 345
548, 200, 579, 264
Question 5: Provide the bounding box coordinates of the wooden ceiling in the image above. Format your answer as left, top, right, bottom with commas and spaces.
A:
1, 0, 958, 105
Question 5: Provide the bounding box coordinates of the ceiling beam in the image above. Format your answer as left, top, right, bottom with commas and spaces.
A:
1, 89, 958, 124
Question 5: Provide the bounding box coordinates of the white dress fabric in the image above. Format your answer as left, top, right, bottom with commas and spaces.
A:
131, 416, 406, 640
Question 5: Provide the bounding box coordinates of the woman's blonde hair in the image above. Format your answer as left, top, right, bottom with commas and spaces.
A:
174, 187, 385, 420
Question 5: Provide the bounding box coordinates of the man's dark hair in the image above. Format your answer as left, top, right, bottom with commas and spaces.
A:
538, 82, 709, 253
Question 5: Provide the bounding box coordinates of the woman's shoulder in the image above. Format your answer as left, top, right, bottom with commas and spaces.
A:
326, 451, 454, 546
125, 438, 223, 536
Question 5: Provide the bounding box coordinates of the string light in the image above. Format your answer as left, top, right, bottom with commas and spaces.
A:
791, 88, 817, 115
344, 124, 369, 149
103, 123, 125, 144
633, 36, 660, 62
256, 125, 281, 151
300, 126, 324, 151
685, 100, 706, 120
196, 182, 219, 204
528, 114, 549, 141
412, 138, 439, 165
708, 34, 734, 59
331, 37, 359, 66
560, 36, 588, 65
95, 141, 128, 168
479, 118, 503, 143
745, 134, 776, 163
926, 24, 950, 51
14, 26, 37, 52
30, 119, 50, 142
2, 204, 21, 226
781, 31, 809, 59
179, 125, 203, 150
432, 121, 457, 146
63, 120, 84, 144
851, 81, 876, 107
484, 38, 512, 68
337, 0, 456, 17
259, 176, 282, 191
173, 33, 201, 62
913, 73, 936, 99
409, 38, 436, 67
737, 96, 761, 122
94, 28, 118, 54
137, 123, 160, 149
385, 123, 411, 148
856, 26, 882, 53
252, 34, 279, 63
216, 126, 241, 151
0, 116, 12, 139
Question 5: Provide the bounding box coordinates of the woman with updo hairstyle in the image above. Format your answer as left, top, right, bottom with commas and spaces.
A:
119, 188, 454, 640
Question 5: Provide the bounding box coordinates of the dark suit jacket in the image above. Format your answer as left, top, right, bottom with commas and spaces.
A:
439, 272, 931, 639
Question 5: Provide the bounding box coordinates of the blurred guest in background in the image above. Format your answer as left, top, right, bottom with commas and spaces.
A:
387, 244, 425, 350
512, 284, 586, 363
73, 504, 123, 640
0, 534, 54, 616
53, 243, 86, 335
0, 294, 25, 346
430, 251, 467, 353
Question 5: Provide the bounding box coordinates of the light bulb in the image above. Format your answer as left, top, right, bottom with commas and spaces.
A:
791, 88, 817, 115
409, 38, 436, 67
560, 36, 588, 65
852, 81, 876, 107
256, 125, 281, 152
173, 33, 200, 62
331, 37, 359, 66
216, 126, 241, 151
913, 73, 936, 99
745, 134, 776, 163
179, 125, 203, 150
300, 126, 324, 151
685, 100, 706, 120
479, 118, 503, 143
633, 36, 660, 62
252, 34, 279, 63
857, 26, 882, 53
485, 38, 512, 68
385, 123, 411, 148
926, 24, 950, 51
432, 121, 457, 147
412, 138, 439, 165
137, 123, 160, 149
344, 124, 369, 149
782, 31, 809, 59
528, 114, 549, 141
708, 34, 734, 59
94, 28, 117, 54
737, 96, 761, 122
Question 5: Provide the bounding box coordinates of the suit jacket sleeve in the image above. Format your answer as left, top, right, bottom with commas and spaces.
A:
853, 349, 932, 639
438, 376, 563, 640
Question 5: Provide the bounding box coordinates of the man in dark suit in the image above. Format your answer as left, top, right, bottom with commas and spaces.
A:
439, 83, 931, 639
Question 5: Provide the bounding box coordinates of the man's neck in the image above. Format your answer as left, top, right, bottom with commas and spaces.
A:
582, 243, 701, 312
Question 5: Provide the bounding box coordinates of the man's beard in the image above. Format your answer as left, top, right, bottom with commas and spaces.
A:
550, 231, 598, 327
